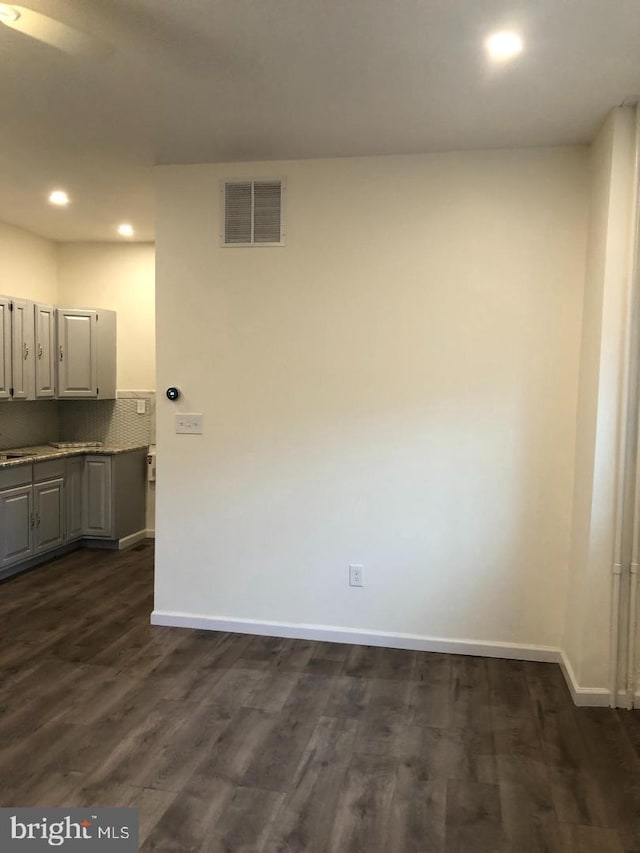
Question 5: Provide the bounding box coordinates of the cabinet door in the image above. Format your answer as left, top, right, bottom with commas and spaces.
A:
56, 308, 97, 398
0, 296, 11, 399
34, 303, 56, 399
11, 299, 35, 400
66, 457, 83, 542
0, 485, 33, 567
83, 456, 112, 537
34, 478, 65, 554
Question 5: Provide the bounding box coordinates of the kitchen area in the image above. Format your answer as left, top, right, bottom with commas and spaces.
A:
0, 294, 154, 580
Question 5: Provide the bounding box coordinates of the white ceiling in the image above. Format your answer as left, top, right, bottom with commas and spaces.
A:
0, 0, 639, 243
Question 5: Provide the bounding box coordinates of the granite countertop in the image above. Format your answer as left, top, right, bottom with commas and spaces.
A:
0, 444, 149, 468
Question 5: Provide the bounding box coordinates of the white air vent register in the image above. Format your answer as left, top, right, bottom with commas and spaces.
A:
221, 179, 286, 247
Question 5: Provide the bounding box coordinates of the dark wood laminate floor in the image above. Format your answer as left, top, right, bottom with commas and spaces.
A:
1, 545, 640, 852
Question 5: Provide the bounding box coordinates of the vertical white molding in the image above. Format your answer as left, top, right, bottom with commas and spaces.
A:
610, 564, 623, 706
629, 564, 639, 707
609, 106, 640, 707
625, 107, 640, 708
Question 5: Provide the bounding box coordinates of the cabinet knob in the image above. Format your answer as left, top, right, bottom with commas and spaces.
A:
38, 344, 43, 360
59, 345, 64, 362
23, 342, 29, 360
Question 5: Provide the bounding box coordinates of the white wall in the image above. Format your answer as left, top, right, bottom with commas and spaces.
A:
57, 243, 156, 391
564, 107, 638, 693
0, 220, 58, 303
154, 148, 589, 650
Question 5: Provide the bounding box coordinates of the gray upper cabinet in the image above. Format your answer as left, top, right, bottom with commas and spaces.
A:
0, 301, 116, 401
56, 308, 98, 398
56, 307, 116, 399
34, 303, 56, 399
0, 296, 11, 400
11, 298, 35, 400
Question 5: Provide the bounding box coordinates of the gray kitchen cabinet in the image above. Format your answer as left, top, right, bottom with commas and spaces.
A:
0, 299, 117, 402
33, 461, 66, 554
0, 448, 146, 580
83, 456, 113, 537
34, 303, 56, 399
0, 484, 33, 568
56, 307, 116, 399
56, 308, 97, 398
65, 457, 83, 541
34, 478, 65, 554
11, 298, 35, 400
0, 296, 11, 399
0, 466, 67, 567
82, 451, 146, 543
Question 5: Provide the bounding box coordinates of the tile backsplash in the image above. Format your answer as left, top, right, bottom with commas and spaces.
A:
0, 393, 156, 450
0, 401, 60, 449
61, 396, 156, 446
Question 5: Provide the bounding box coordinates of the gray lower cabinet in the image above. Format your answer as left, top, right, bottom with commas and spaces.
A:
0, 483, 33, 568
0, 469, 65, 566
82, 451, 146, 542
83, 456, 113, 537
34, 478, 65, 554
0, 449, 146, 577
66, 457, 83, 541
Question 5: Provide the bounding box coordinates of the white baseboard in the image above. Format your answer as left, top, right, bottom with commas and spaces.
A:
118, 530, 147, 550
558, 650, 612, 707
150, 610, 561, 663
145, 529, 156, 539
149, 612, 618, 708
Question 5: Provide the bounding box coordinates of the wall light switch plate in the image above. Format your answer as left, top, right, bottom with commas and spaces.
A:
137, 399, 146, 414
175, 413, 203, 434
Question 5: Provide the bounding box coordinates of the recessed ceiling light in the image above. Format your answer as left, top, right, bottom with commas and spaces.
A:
48, 190, 70, 206
117, 223, 134, 237
485, 31, 523, 62
0, 4, 19, 24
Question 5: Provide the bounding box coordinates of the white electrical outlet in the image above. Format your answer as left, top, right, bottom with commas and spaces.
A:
175, 413, 203, 434
136, 399, 146, 414
349, 564, 364, 587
